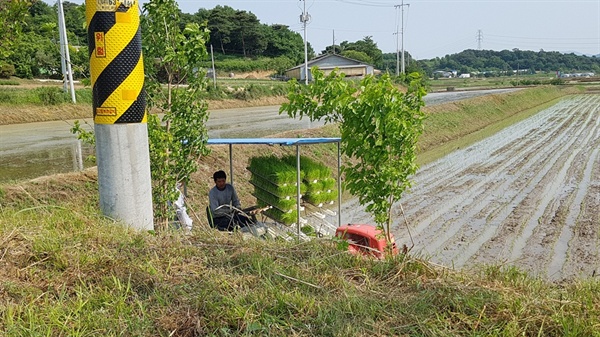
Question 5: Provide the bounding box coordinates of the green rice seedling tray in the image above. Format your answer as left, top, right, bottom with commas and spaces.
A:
248, 155, 303, 185
281, 155, 332, 181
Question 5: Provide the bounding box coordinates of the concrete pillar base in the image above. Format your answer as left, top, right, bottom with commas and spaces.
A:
95, 123, 154, 230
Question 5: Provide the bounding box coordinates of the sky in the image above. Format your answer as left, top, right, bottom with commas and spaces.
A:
54, 0, 600, 60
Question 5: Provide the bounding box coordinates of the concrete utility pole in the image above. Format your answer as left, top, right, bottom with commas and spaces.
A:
210, 44, 216, 89
86, 0, 154, 230
332, 29, 335, 54
395, 1, 410, 75
394, 26, 399, 76
300, 0, 310, 84
57, 0, 76, 103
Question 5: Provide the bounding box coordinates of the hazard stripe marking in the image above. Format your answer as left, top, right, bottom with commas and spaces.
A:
87, 12, 115, 58
94, 32, 140, 108
87, 2, 146, 124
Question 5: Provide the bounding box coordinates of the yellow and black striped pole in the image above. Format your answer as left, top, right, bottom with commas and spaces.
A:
86, 0, 146, 124
86, 0, 153, 230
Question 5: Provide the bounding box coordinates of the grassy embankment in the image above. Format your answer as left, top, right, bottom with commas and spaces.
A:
0, 79, 289, 125
427, 72, 563, 92
1, 85, 598, 336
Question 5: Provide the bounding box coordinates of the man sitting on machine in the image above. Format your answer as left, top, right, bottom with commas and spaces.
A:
208, 170, 253, 231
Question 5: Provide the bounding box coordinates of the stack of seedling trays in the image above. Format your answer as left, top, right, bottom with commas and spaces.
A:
248, 155, 338, 229
281, 155, 338, 208
248, 156, 306, 225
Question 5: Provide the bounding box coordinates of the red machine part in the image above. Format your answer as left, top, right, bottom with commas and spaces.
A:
335, 224, 399, 258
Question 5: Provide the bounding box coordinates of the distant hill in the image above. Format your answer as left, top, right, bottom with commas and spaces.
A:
564, 51, 600, 58
411, 49, 600, 77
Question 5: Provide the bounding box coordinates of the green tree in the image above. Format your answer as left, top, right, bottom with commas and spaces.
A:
62, 1, 87, 46
10, 32, 60, 78
20, 1, 88, 79
341, 36, 383, 68
280, 69, 426, 241
25, 0, 56, 37
340, 50, 373, 64
69, 44, 89, 79
263, 24, 306, 63
231, 9, 266, 57
0, 0, 31, 76
142, 0, 211, 230
201, 5, 236, 54
321, 44, 344, 55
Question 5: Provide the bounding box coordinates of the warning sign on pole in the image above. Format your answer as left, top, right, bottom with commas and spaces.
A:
86, 0, 154, 231
86, 0, 146, 125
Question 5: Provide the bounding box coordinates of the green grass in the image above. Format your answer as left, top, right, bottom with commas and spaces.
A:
202, 81, 288, 101
0, 86, 93, 105
0, 79, 19, 86
428, 72, 561, 92
1, 178, 599, 335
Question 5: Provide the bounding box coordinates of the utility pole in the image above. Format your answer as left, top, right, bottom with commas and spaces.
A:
57, 0, 76, 103
300, 0, 310, 84
394, 26, 399, 76
332, 29, 335, 55
210, 44, 216, 89
395, 1, 409, 75
86, 0, 153, 230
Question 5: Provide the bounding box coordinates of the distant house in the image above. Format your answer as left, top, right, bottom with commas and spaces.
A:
285, 54, 376, 82
433, 70, 453, 78
458, 73, 471, 78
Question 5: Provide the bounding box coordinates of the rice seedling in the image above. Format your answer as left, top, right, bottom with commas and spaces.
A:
249, 173, 305, 197
253, 188, 298, 211
248, 156, 303, 185
281, 155, 332, 181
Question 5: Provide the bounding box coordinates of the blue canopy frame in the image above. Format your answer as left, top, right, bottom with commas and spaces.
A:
207, 138, 342, 237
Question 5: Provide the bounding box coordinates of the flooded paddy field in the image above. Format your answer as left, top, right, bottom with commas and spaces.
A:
342, 94, 600, 281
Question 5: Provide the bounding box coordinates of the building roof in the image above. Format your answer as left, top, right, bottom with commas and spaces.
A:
287, 54, 373, 71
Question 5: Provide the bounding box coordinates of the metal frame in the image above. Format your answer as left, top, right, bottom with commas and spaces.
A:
207, 138, 342, 237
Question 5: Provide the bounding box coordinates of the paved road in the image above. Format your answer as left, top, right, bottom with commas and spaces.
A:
0, 88, 518, 182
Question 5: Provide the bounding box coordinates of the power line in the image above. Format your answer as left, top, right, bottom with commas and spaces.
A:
486, 33, 597, 41
333, 0, 396, 7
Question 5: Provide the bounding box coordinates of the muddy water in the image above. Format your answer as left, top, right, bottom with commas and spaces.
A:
0, 142, 94, 182
0, 107, 323, 183
0, 119, 91, 183
361, 94, 599, 281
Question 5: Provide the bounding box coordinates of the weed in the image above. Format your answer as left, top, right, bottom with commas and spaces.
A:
0, 80, 19, 86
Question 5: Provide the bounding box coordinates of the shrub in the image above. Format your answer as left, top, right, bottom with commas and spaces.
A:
34, 87, 69, 105
0, 79, 19, 85
0, 64, 15, 79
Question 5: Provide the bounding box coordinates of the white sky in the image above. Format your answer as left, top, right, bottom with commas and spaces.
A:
58, 0, 600, 59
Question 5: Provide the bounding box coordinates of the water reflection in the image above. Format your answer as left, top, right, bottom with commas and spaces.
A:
0, 141, 95, 183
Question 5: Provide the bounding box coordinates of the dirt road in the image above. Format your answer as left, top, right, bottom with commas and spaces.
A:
342, 94, 600, 281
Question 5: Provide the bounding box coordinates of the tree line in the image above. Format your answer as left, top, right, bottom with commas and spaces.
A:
2, 0, 600, 80
0, 1, 310, 79
417, 49, 600, 77
0, 0, 387, 79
